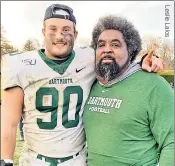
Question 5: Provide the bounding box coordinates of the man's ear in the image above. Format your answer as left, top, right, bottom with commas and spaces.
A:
74, 31, 78, 41
42, 28, 46, 37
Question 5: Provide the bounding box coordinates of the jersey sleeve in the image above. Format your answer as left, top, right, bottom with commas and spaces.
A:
148, 77, 174, 166
1, 54, 22, 90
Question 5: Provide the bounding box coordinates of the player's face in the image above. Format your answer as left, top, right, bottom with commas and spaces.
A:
95, 29, 130, 81
42, 18, 78, 60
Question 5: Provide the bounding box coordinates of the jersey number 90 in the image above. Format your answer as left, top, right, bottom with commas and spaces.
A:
36, 86, 83, 129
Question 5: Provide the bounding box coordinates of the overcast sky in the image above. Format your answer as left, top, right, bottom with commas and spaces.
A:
1, 1, 174, 49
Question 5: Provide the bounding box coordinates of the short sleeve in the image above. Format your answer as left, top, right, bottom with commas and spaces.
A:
1, 54, 22, 90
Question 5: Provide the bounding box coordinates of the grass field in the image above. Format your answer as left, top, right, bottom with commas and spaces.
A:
14, 129, 24, 166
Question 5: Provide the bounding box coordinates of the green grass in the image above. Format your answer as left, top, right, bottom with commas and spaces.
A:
14, 129, 24, 166
159, 71, 174, 84
159, 70, 174, 75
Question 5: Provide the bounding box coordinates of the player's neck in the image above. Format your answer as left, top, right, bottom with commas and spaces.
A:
44, 49, 68, 61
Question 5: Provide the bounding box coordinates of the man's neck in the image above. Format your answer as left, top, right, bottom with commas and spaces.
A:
44, 49, 69, 60
116, 62, 131, 78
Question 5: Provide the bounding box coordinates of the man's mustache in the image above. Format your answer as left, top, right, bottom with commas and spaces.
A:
99, 54, 116, 63
50, 33, 74, 45
52, 39, 67, 45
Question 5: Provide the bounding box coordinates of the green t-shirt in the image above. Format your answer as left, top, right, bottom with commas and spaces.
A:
83, 71, 174, 166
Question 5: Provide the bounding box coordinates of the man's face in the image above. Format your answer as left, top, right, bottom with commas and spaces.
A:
95, 29, 129, 81
42, 18, 78, 59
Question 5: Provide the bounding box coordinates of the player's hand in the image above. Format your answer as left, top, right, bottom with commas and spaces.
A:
141, 49, 164, 73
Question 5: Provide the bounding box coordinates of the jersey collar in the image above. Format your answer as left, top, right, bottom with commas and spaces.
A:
38, 49, 75, 75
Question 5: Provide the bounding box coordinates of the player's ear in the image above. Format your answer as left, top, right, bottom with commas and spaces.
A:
42, 22, 46, 37
74, 31, 78, 41
42, 28, 46, 37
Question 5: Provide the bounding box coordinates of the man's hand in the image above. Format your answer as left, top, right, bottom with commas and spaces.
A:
141, 49, 164, 73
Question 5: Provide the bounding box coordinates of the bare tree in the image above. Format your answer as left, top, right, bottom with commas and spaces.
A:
23, 38, 40, 52
1, 25, 6, 43
1, 25, 18, 56
142, 35, 162, 54
140, 35, 174, 70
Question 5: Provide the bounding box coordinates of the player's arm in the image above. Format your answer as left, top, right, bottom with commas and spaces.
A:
1, 54, 24, 163
149, 79, 174, 166
140, 49, 163, 73
1, 87, 24, 160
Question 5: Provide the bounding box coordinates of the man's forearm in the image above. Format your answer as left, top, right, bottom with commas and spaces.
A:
1, 126, 18, 159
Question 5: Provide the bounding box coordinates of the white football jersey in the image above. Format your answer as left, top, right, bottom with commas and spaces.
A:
1, 47, 96, 157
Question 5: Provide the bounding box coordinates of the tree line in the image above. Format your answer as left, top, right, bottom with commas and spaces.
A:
1, 25, 40, 56
1, 25, 174, 70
